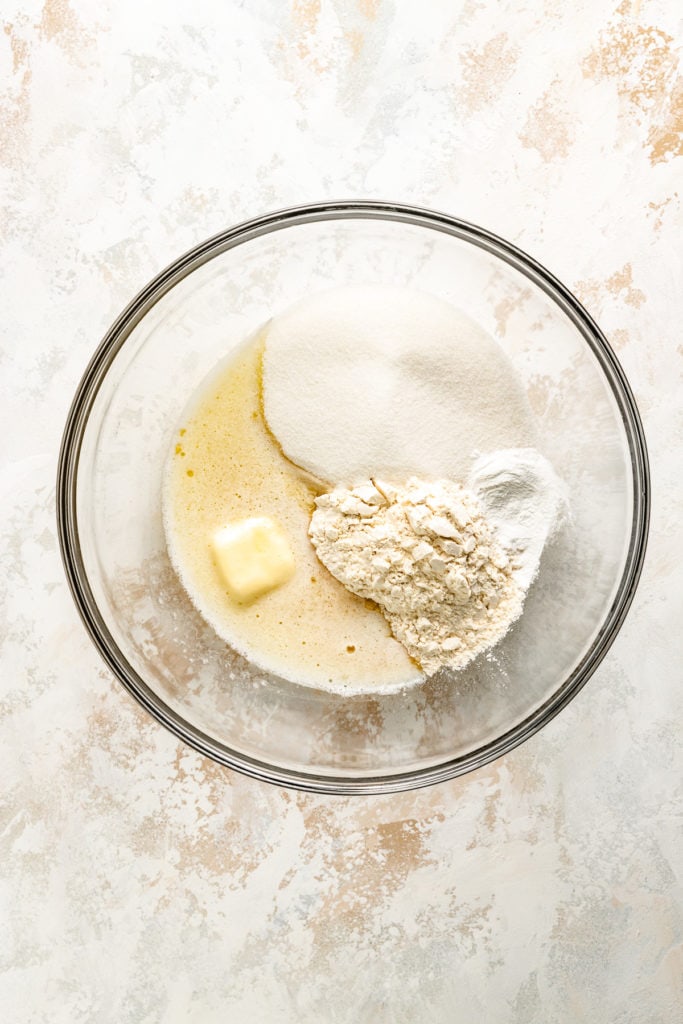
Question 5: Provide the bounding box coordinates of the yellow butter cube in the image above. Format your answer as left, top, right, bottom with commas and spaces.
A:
212, 516, 295, 603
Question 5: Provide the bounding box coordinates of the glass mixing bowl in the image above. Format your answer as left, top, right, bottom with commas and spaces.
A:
57, 202, 649, 794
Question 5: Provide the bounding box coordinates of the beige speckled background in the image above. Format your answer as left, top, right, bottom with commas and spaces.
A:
1, 1, 682, 1021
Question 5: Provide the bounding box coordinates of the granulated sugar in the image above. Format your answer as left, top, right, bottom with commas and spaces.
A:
262, 285, 537, 486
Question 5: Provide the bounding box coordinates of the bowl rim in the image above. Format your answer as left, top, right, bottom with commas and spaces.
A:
56, 200, 650, 795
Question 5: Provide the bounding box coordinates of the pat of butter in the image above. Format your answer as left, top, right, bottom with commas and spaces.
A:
212, 516, 295, 603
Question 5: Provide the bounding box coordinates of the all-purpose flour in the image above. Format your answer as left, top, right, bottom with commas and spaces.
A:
309, 451, 566, 674
310, 478, 524, 673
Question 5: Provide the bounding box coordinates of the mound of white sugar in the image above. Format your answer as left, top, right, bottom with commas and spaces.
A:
262, 285, 537, 486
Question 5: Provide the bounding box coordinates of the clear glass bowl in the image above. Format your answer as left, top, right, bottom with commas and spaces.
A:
57, 202, 649, 794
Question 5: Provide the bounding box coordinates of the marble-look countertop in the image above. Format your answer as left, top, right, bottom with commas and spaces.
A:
2, 1, 681, 1021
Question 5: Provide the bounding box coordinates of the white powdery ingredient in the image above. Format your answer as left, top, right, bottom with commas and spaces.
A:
262, 285, 537, 485
309, 477, 524, 674
469, 448, 569, 590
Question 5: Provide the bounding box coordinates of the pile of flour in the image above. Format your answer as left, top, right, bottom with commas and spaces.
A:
309, 458, 566, 673
262, 286, 568, 674
309, 478, 524, 673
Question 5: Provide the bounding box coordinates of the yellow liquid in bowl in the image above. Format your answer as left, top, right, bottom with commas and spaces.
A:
163, 335, 420, 693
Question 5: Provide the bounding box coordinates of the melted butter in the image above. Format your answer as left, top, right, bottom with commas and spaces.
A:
163, 335, 420, 693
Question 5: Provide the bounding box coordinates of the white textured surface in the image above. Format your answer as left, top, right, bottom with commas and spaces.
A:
1, 1, 681, 1021
262, 284, 536, 483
